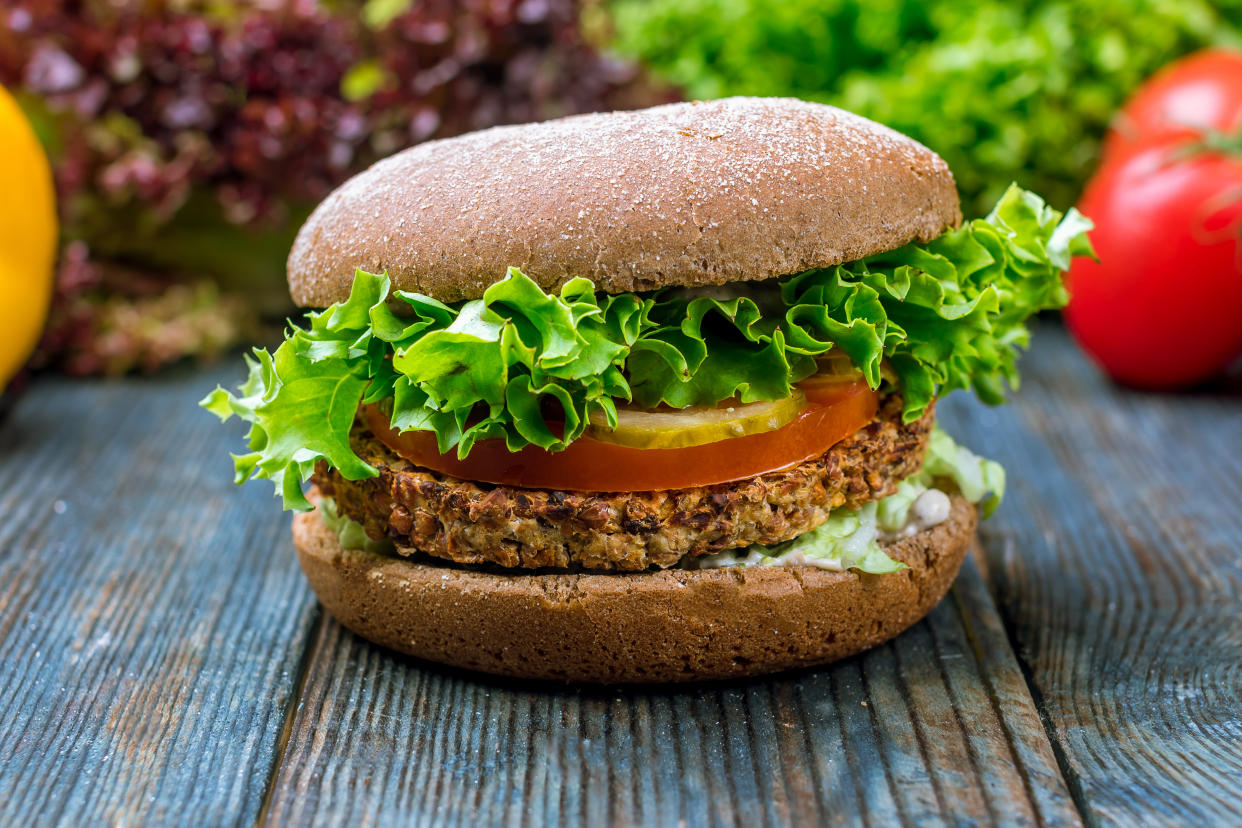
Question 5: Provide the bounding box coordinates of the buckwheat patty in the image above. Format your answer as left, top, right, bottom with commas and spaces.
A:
314, 393, 934, 571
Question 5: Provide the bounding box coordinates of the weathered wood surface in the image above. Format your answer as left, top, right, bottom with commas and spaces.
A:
939, 326, 1242, 826
0, 366, 320, 825
0, 322, 1238, 826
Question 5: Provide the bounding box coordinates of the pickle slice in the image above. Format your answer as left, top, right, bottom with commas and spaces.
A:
586, 391, 806, 449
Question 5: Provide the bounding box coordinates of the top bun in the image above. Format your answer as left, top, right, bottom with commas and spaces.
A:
287, 97, 961, 307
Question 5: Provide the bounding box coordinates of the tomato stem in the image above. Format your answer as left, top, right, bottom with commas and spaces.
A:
1172, 128, 1242, 162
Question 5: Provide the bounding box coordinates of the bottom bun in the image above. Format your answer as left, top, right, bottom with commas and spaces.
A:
293, 497, 977, 683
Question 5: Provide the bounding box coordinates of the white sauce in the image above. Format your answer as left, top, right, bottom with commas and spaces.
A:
693, 546, 848, 571
912, 488, 952, 529
879, 488, 953, 541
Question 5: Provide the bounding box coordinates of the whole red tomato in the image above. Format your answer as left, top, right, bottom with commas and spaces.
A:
1066, 138, 1242, 389
1104, 49, 1242, 160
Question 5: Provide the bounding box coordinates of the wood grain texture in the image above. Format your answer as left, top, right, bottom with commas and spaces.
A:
264, 551, 1077, 827
0, 366, 319, 825
938, 321, 1242, 826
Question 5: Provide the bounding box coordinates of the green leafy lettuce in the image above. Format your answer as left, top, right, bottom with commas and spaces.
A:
203, 184, 1088, 510
701, 426, 1005, 573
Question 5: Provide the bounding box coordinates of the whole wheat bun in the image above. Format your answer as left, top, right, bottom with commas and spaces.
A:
288, 97, 961, 307
293, 495, 977, 683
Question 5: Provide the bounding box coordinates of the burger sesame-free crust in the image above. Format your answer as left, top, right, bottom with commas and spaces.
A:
315, 394, 933, 572
293, 493, 977, 683
288, 97, 961, 307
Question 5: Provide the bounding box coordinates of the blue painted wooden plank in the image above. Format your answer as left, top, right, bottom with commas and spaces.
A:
0, 366, 318, 825
939, 320, 1242, 825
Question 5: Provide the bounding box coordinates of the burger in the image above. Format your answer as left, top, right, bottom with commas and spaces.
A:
203, 98, 1090, 683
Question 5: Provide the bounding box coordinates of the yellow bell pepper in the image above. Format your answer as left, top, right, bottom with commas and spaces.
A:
0, 85, 57, 389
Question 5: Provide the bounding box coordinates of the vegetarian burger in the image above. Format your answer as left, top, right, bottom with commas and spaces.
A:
204, 98, 1090, 683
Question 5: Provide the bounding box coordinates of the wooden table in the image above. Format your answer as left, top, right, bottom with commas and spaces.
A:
1, 321, 1239, 826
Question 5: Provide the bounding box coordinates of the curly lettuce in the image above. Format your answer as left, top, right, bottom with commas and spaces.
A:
203, 184, 1089, 509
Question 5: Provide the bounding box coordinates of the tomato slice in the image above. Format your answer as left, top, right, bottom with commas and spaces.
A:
797, 371, 867, 406
362, 379, 878, 492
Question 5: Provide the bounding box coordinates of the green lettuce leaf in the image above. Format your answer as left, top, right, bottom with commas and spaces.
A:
204, 185, 1085, 510
319, 497, 396, 554
751, 502, 905, 574
911, 426, 1007, 519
